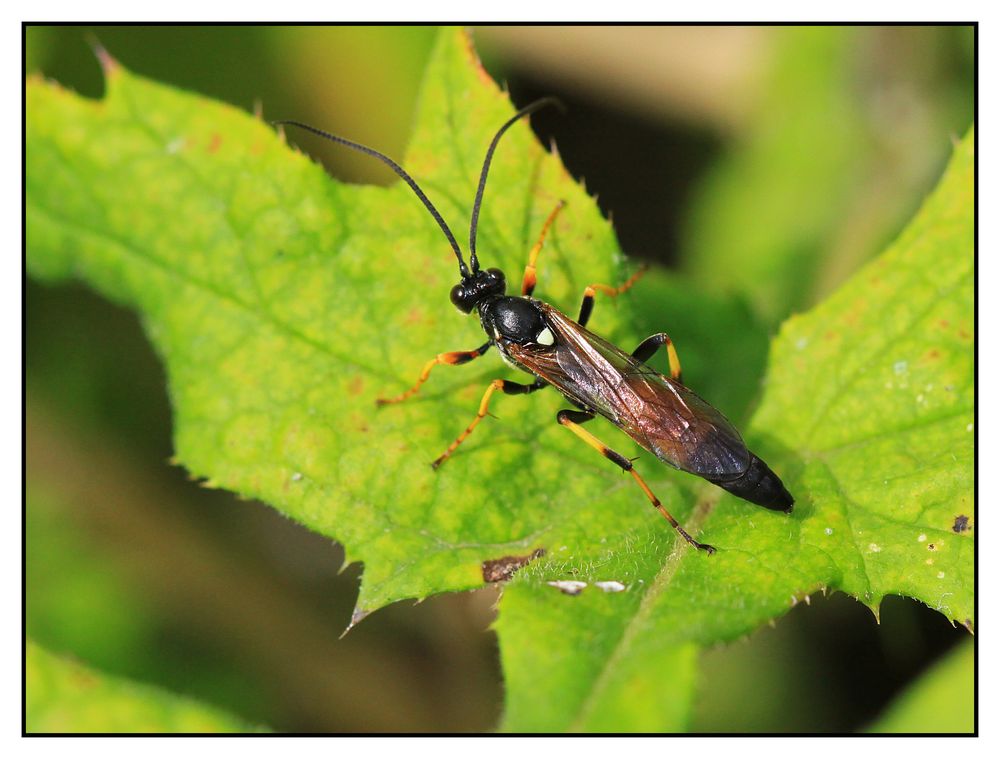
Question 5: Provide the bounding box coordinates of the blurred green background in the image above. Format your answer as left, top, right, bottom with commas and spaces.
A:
25, 25, 974, 732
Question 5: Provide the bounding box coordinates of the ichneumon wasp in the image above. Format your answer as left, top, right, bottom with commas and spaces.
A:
275, 98, 793, 554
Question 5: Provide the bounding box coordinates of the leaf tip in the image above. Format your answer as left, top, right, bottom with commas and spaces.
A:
868, 596, 884, 624
87, 35, 120, 79
340, 606, 371, 638
457, 27, 494, 88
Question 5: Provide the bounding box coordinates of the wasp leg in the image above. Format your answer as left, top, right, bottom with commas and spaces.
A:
576, 265, 648, 327
432, 378, 547, 468
522, 201, 567, 296
376, 342, 492, 406
632, 333, 683, 384
556, 409, 715, 554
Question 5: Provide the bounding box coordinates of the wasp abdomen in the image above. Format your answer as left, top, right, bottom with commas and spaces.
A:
709, 453, 794, 513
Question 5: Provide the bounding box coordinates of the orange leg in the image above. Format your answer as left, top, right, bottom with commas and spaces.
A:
521, 201, 567, 296
577, 264, 648, 327
376, 342, 491, 406
432, 378, 546, 468
557, 409, 715, 554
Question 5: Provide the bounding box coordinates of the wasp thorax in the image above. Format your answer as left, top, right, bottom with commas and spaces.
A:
482, 297, 546, 344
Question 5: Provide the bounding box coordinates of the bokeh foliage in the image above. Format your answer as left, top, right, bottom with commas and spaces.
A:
26, 640, 260, 733
866, 638, 974, 733
682, 26, 975, 325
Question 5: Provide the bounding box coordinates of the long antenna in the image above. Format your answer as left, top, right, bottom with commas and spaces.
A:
274, 120, 472, 279
468, 97, 562, 273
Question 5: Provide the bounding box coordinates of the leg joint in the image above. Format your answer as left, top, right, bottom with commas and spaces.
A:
604, 448, 633, 471
500, 379, 546, 396
557, 409, 593, 425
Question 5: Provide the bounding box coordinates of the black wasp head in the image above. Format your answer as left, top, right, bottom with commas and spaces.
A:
450, 268, 506, 314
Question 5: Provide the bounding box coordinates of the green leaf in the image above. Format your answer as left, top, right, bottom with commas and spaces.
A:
866, 639, 974, 733
750, 127, 974, 627
25, 29, 635, 616
496, 129, 973, 732
26, 640, 263, 733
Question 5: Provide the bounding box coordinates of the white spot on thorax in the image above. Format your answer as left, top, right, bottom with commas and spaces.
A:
536, 326, 555, 346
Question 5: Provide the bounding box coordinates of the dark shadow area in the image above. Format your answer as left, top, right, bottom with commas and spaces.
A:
694, 591, 971, 732
495, 74, 722, 268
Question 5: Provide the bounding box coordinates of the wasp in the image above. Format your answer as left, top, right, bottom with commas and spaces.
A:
276, 99, 793, 554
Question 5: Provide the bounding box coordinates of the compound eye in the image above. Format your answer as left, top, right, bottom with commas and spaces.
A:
450, 283, 474, 313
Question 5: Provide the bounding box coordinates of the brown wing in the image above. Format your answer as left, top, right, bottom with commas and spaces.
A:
504, 303, 751, 479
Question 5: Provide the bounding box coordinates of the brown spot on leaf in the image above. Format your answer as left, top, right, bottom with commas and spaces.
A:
72, 668, 98, 688
952, 514, 970, 533
208, 133, 222, 153
405, 308, 425, 325
482, 548, 546, 583
347, 376, 364, 396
